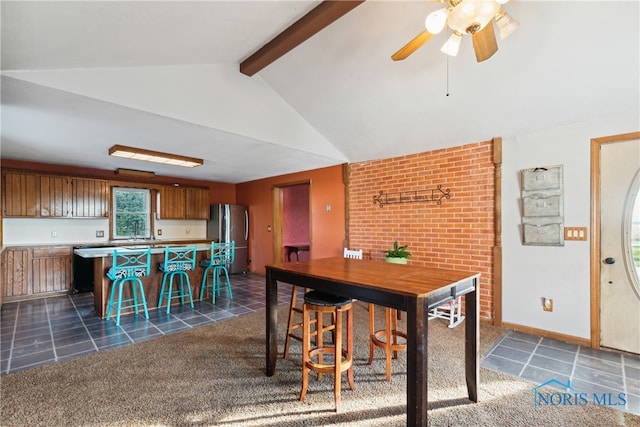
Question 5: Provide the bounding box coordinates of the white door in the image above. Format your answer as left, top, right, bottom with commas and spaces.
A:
600, 138, 640, 354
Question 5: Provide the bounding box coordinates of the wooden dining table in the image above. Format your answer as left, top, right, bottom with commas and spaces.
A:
265, 256, 480, 427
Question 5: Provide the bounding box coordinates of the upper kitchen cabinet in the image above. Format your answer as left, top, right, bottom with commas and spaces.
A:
158, 185, 186, 219
71, 178, 109, 217
2, 171, 109, 218
185, 187, 210, 220
40, 175, 71, 217
3, 172, 39, 216
158, 185, 209, 220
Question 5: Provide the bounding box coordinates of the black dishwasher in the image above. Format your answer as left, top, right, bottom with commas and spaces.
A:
73, 250, 95, 293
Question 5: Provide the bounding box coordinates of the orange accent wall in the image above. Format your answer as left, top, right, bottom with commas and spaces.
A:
347, 141, 495, 320
1, 159, 236, 204
236, 165, 346, 275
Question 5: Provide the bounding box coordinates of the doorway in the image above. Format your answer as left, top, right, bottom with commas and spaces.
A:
272, 181, 311, 265
591, 132, 640, 354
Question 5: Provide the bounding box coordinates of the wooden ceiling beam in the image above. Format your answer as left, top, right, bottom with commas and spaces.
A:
239, 1, 365, 76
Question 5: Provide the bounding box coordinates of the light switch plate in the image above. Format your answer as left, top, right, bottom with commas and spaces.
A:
564, 226, 587, 241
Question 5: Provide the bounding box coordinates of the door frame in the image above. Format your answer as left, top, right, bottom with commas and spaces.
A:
590, 131, 640, 349
272, 180, 311, 266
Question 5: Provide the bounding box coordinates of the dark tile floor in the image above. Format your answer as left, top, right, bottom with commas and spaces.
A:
1, 274, 638, 417
0, 273, 293, 376
481, 329, 640, 415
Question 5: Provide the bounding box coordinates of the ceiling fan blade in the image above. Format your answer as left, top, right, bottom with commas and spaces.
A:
472, 22, 498, 62
391, 30, 434, 61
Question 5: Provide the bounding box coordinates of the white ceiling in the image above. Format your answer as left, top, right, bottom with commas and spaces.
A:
1, 1, 639, 183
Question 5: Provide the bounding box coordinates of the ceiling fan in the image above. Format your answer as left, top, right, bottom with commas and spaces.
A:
392, 0, 519, 63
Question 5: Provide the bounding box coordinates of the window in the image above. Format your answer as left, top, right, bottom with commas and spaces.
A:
113, 187, 151, 239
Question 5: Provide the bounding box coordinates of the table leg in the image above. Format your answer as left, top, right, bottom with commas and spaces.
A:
406, 297, 428, 426
266, 270, 278, 376
465, 278, 480, 402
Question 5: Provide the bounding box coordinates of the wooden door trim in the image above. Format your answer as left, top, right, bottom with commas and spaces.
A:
590, 131, 640, 349
272, 181, 311, 265
493, 137, 503, 326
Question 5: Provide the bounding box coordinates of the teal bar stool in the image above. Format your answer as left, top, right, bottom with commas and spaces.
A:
158, 246, 197, 313
199, 241, 235, 303
105, 248, 151, 326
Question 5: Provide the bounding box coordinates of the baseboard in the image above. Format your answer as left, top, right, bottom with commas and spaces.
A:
500, 321, 592, 347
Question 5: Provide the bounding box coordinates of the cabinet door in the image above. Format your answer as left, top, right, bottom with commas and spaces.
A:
71, 178, 109, 217
185, 187, 210, 219
159, 186, 186, 219
1, 248, 32, 298
31, 247, 72, 294
40, 175, 70, 217
3, 172, 39, 217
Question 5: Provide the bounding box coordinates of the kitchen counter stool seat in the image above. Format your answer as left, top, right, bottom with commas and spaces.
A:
105, 248, 151, 326
158, 246, 196, 313
199, 241, 235, 304
300, 290, 354, 412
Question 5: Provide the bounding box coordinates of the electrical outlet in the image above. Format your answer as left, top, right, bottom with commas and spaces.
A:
51, 231, 57, 238
96, 230, 104, 238
157, 229, 162, 236
543, 297, 553, 312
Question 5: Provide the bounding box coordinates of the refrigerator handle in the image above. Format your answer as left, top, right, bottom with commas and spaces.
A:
244, 210, 249, 240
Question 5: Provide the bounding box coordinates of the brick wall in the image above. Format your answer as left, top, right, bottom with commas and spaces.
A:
347, 141, 495, 320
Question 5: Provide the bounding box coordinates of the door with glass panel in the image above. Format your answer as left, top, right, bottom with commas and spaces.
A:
600, 136, 640, 354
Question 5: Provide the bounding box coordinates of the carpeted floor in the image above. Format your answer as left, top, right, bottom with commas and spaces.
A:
1, 304, 638, 426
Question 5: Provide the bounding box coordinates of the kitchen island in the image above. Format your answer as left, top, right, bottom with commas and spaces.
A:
74, 242, 212, 318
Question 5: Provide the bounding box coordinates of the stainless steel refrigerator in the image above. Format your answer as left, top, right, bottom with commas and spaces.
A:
207, 204, 249, 274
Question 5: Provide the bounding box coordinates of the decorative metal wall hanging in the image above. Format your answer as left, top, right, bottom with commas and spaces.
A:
520, 165, 564, 246
373, 185, 450, 208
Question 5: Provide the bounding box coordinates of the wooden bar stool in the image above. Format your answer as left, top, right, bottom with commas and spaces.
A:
283, 285, 305, 359
300, 291, 355, 412
368, 303, 407, 381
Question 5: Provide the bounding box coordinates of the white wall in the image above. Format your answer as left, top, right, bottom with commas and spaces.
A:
502, 112, 639, 339
2, 218, 206, 245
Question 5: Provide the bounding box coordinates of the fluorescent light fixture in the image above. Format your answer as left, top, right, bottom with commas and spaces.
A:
109, 144, 203, 168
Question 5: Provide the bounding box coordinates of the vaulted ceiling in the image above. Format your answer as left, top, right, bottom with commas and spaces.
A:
1, 1, 638, 183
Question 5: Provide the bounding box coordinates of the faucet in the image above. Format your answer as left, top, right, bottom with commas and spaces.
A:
132, 220, 140, 240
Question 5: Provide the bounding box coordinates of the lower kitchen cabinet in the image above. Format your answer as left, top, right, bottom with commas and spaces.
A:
31, 247, 72, 295
1, 248, 31, 299
1, 246, 72, 301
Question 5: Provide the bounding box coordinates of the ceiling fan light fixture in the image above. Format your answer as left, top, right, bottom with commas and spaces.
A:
441, 31, 463, 57
447, 0, 500, 35
494, 9, 519, 40
425, 7, 450, 34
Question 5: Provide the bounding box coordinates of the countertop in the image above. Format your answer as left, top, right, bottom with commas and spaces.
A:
74, 243, 212, 258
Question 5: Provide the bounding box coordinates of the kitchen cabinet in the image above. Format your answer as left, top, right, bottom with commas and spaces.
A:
71, 178, 109, 217
2, 172, 109, 218
1, 248, 32, 299
1, 246, 72, 301
159, 186, 209, 220
159, 185, 186, 219
31, 247, 73, 295
40, 175, 70, 217
185, 187, 210, 219
3, 172, 39, 216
